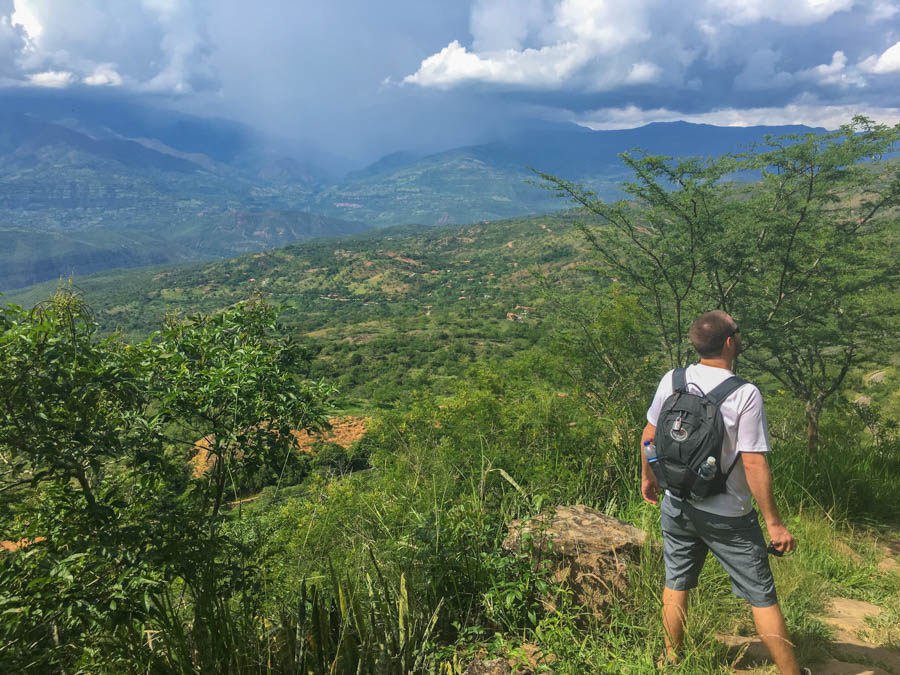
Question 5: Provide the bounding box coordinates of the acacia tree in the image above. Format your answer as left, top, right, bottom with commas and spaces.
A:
535, 151, 745, 368
713, 118, 899, 456
538, 117, 899, 456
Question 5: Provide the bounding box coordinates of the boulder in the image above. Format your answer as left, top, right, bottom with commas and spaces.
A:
465, 658, 512, 675
502, 504, 647, 617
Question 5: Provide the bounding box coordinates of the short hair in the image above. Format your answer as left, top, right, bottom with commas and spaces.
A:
689, 310, 736, 358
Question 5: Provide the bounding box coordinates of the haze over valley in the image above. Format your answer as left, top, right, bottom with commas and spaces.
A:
1, 90, 830, 290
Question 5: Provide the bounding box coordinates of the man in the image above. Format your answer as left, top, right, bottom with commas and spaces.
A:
641, 310, 806, 674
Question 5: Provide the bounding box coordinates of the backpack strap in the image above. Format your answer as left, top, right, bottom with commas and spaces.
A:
705, 376, 748, 407
705, 375, 750, 480
672, 367, 688, 392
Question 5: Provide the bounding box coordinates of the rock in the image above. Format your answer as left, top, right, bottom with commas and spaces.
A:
821, 598, 882, 637
463, 645, 556, 675
717, 632, 771, 668
465, 658, 512, 675
877, 536, 900, 557
814, 659, 890, 675
719, 634, 894, 674
833, 540, 864, 564
817, 598, 900, 674
876, 557, 898, 573
517, 643, 556, 670
864, 370, 887, 385
502, 505, 647, 617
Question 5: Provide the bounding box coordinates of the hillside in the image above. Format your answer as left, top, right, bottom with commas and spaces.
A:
0, 89, 827, 290
311, 121, 825, 226
5, 213, 600, 408
0, 94, 363, 290
3, 124, 899, 673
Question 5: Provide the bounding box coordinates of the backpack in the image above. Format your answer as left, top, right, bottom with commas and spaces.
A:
651, 367, 748, 500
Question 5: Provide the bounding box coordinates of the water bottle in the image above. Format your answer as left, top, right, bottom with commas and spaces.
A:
643, 440, 658, 464
690, 457, 717, 501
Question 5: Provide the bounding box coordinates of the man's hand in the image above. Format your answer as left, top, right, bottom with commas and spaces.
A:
642, 473, 661, 505
742, 452, 797, 553
767, 523, 796, 554
640, 422, 659, 505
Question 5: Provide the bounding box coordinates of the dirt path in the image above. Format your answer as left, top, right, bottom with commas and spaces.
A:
719, 538, 900, 674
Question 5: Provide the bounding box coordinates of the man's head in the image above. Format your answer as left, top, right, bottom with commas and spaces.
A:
689, 310, 741, 358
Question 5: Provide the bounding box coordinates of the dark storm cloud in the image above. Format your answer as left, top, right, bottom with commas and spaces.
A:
200, 0, 476, 160
1, 0, 479, 162
2, 0, 897, 165
403, 0, 900, 129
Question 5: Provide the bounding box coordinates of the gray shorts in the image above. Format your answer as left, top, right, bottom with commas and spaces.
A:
660, 495, 777, 608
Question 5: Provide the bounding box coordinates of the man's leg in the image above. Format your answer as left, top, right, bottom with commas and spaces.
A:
751, 603, 801, 675
659, 497, 706, 664
662, 587, 689, 663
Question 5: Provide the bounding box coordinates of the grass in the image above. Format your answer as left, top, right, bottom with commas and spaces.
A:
454, 501, 897, 674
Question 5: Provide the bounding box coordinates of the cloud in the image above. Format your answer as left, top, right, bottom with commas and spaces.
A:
573, 102, 900, 130
27, 69, 73, 87
404, 0, 663, 91
469, 0, 553, 52
734, 49, 794, 90
402, 0, 899, 107
866, 0, 899, 22
859, 41, 900, 73
83, 63, 122, 86
2, 0, 215, 94
624, 62, 661, 84
707, 0, 854, 26
0, 2, 26, 77
0, 0, 896, 166
801, 50, 847, 84
795, 51, 867, 87
403, 39, 588, 89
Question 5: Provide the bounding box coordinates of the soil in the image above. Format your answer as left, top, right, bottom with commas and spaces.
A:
0, 536, 46, 553
190, 416, 369, 478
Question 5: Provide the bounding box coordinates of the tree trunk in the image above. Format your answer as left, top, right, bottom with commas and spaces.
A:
805, 402, 820, 458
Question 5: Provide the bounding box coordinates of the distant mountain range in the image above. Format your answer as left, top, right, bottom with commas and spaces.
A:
310, 121, 824, 227
0, 90, 824, 291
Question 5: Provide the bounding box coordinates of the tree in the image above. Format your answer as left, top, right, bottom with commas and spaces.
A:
0, 290, 335, 670
0, 289, 179, 670
720, 119, 899, 456
535, 150, 744, 368
537, 117, 900, 456
144, 298, 335, 529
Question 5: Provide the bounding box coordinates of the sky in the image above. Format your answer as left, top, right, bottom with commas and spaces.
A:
1, 0, 899, 164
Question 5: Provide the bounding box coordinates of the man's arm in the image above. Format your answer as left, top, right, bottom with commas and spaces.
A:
741, 452, 796, 553
641, 422, 660, 505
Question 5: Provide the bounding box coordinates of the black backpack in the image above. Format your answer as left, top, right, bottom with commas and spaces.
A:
651, 367, 748, 500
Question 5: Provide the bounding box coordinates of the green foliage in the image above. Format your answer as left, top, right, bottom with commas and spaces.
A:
538, 118, 900, 454
2, 123, 898, 673
6, 213, 593, 410
0, 289, 334, 671
142, 297, 335, 518
313, 440, 370, 476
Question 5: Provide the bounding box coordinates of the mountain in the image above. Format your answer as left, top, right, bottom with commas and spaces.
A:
314, 121, 824, 226
0, 88, 827, 290
0, 92, 369, 290
0, 89, 351, 179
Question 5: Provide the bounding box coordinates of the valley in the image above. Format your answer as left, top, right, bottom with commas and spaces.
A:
0, 91, 827, 291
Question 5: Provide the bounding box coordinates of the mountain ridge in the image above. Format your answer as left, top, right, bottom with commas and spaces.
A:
0, 90, 830, 290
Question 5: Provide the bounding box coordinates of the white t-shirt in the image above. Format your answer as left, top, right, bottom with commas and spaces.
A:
646, 363, 771, 517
